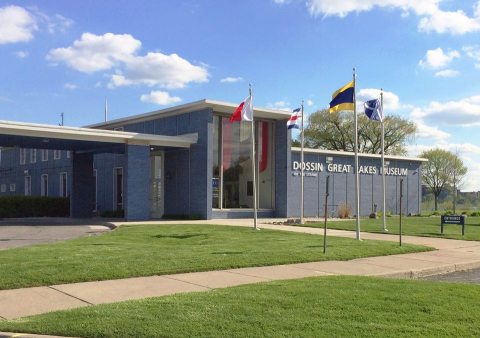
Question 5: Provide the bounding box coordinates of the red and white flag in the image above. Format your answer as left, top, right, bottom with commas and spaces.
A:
230, 95, 253, 122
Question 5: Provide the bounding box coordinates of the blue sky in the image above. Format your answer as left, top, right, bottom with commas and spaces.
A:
1, 0, 480, 191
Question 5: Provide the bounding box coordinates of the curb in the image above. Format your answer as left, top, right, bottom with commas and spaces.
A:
381, 261, 480, 279
0, 333, 75, 338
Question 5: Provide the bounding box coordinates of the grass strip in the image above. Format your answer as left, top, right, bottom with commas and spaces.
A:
305, 216, 480, 240
1, 276, 479, 337
0, 224, 430, 290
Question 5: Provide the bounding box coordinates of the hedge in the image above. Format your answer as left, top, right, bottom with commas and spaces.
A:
0, 196, 70, 218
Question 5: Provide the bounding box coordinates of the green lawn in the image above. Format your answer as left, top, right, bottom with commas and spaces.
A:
2, 276, 480, 337
0, 224, 430, 290
307, 216, 480, 240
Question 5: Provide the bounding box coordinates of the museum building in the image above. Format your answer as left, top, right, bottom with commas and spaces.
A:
0, 99, 426, 220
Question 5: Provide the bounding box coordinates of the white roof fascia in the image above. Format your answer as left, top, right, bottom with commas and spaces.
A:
0, 120, 197, 148
86, 99, 292, 129
291, 147, 428, 162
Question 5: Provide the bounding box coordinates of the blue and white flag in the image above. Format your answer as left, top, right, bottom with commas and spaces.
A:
287, 108, 301, 129
364, 98, 383, 122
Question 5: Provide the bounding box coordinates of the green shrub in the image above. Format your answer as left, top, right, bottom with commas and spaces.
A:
100, 209, 124, 218
471, 211, 480, 217
162, 214, 202, 220
443, 210, 453, 215
0, 196, 69, 218
432, 211, 440, 216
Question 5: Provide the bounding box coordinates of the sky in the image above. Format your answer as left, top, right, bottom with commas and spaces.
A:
1, 0, 480, 191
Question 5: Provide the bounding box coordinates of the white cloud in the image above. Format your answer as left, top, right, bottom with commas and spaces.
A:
15, 51, 28, 58
415, 96, 480, 126
47, 33, 141, 73
140, 91, 181, 105
357, 88, 401, 111
109, 52, 209, 89
306, 0, 480, 35
434, 69, 460, 77
48, 32, 210, 93
220, 76, 243, 83
419, 48, 460, 69
306, 99, 314, 106
63, 83, 77, 90
0, 5, 37, 44
463, 45, 480, 69
29, 8, 73, 34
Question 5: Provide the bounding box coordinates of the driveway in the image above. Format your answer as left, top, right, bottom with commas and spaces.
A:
423, 267, 480, 284
0, 218, 114, 250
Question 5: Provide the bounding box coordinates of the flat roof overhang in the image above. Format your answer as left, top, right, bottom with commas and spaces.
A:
0, 120, 198, 154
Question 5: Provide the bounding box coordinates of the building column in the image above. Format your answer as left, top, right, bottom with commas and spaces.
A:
71, 152, 95, 218
124, 144, 150, 221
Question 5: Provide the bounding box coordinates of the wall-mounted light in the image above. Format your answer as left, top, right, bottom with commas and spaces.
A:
23, 169, 29, 175
385, 160, 390, 166
326, 156, 333, 164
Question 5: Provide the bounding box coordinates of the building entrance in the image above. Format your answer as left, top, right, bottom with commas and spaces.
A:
150, 152, 164, 218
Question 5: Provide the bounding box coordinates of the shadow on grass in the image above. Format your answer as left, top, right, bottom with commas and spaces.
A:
153, 233, 206, 240
211, 251, 244, 255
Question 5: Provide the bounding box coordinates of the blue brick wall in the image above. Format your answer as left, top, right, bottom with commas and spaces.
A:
288, 151, 422, 217
124, 145, 150, 220
99, 108, 213, 219
0, 148, 73, 197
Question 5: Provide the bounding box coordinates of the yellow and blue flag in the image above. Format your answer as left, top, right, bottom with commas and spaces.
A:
329, 80, 354, 113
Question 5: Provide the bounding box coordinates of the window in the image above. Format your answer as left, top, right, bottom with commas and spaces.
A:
41, 149, 48, 161
9, 184, 15, 192
66, 151, 71, 159
59, 172, 67, 197
54, 150, 61, 160
212, 117, 275, 210
93, 169, 97, 212
30, 149, 37, 163
113, 167, 123, 210
41, 174, 48, 196
24, 176, 31, 196
20, 148, 26, 165
0, 184, 5, 193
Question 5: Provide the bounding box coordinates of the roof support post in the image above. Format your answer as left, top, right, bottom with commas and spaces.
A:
124, 144, 151, 221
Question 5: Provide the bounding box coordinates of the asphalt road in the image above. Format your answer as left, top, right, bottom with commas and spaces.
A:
423, 268, 480, 284
0, 218, 113, 250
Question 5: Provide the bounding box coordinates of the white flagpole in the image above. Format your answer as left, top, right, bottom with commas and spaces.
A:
300, 100, 305, 225
250, 84, 258, 230
353, 68, 361, 240
381, 89, 387, 232
104, 98, 108, 122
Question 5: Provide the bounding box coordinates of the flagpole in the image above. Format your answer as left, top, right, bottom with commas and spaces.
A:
250, 84, 258, 230
104, 98, 108, 122
300, 101, 305, 224
353, 68, 361, 240
381, 89, 387, 232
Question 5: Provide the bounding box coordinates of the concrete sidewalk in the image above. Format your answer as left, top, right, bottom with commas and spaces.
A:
1, 221, 480, 322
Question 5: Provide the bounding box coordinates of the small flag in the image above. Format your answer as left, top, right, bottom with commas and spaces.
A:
287, 107, 301, 129
329, 80, 354, 113
364, 98, 383, 122
230, 95, 253, 122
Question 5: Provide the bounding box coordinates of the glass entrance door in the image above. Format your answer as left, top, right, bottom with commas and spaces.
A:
150, 153, 164, 218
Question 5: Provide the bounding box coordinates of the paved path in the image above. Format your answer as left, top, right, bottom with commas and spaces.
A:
1, 219, 480, 324
0, 218, 112, 250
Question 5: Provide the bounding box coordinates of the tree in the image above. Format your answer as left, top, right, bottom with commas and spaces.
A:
302, 109, 416, 155
420, 149, 467, 211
